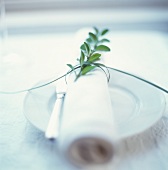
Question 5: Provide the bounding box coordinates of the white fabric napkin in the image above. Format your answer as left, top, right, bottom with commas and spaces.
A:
58, 68, 117, 167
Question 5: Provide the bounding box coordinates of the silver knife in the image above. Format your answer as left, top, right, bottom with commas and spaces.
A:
45, 77, 67, 140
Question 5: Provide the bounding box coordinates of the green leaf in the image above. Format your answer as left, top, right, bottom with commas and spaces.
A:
80, 44, 86, 51
86, 38, 93, 43
100, 38, 110, 43
88, 53, 101, 62
101, 29, 109, 36
81, 65, 96, 75
80, 51, 85, 65
67, 64, 74, 70
95, 45, 110, 51
84, 42, 90, 55
89, 32, 97, 42
93, 27, 99, 35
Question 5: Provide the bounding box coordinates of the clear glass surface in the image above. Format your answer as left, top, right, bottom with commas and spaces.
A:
0, 0, 30, 92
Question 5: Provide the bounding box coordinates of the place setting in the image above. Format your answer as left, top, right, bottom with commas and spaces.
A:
21, 27, 167, 169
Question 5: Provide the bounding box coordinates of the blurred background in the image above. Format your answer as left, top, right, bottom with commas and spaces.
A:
0, 0, 168, 91
4, 0, 168, 33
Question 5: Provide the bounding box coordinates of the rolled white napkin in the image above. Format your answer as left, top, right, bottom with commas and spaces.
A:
58, 68, 117, 167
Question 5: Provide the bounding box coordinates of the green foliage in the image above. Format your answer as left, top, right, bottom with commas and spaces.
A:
88, 53, 101, 62
67, 27, 111, 81
101, 29, 109, 36
81, 65, 96, 75
80, 51, 85, 65
67, 64, 74, 70
95, 45, 110, 51
89, 32, 98, 42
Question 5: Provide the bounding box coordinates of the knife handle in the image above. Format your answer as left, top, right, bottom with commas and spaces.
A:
45, 93, 65, 140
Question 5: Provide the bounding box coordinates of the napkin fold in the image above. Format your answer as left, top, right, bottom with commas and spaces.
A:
58, 68, 117, 167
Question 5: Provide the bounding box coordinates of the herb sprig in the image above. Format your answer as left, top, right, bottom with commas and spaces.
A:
1, 27, 168, 95
67, 27, 111, 81
0, 27, 112, 94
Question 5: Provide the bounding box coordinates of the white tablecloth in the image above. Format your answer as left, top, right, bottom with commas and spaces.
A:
0, 30, 168, 170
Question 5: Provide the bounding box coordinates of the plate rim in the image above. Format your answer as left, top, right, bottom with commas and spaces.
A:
23, 68, 166, 138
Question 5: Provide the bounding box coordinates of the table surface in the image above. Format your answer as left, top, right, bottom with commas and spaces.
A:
0, 30, 168, 170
